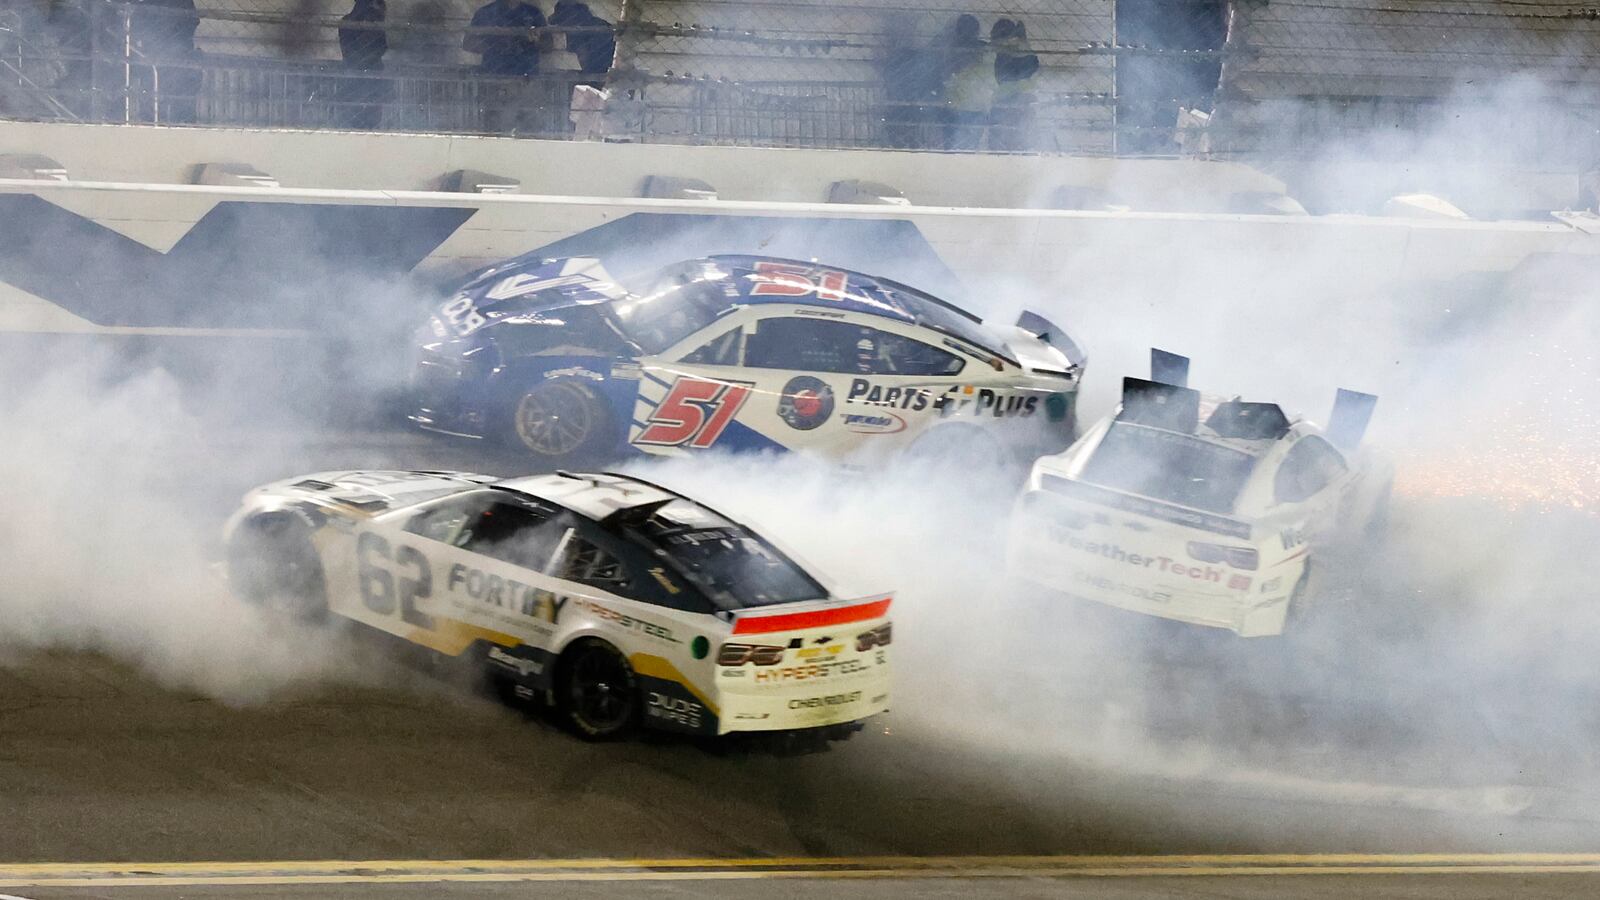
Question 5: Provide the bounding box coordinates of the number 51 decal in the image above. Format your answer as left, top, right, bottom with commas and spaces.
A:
637, 377, 753, 448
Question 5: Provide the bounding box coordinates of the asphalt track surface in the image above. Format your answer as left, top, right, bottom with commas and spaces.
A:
4, 341, 1600, 900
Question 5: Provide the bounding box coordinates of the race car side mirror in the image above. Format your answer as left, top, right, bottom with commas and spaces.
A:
1328, 389, 1379, 450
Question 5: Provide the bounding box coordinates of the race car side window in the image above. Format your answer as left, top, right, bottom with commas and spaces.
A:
744, 317, 963, 375
744, 317, 859, 371
402, 491, 497, 544
1273, 436, 1349, 504
679, 325, 742, 366
872, 329, 965, 376
546, 519, 715, 612
456, 500, 564, 570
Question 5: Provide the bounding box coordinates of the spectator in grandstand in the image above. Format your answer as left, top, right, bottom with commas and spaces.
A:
465, 0, 547, 134
337, 0, 389, 130
989, 18, 1039, 152
466, 0, 546, 76
46, 0, 96, 117
939, 13, 993, 151
878, 14, 941, 149
549, 0, 615, 83
132, 0, 201, 124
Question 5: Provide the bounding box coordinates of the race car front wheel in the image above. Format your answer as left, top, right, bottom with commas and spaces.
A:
556, 639, 639, 741
507, 380, 611, 464
227, 514, 328, 623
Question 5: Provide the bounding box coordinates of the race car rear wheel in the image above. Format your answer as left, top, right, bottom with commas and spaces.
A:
227, 514, 328, 623
1282, 565, 1313, 633
905, 425, 1007, 471
507, 380, 611, 464
556, 639, 639, 740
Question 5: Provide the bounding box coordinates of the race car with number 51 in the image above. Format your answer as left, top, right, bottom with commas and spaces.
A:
225, 469, 893, 743
412, 254, 1085, 466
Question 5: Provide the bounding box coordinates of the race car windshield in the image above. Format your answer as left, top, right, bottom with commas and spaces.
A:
1080, 423, 1258, 515
624, 503, 826, 609
610, 269, 732, 354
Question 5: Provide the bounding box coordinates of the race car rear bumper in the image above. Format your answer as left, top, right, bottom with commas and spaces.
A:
1011, 568, 1291, 637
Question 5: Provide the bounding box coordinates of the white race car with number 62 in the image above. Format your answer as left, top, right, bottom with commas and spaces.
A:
224, 469, 892, 742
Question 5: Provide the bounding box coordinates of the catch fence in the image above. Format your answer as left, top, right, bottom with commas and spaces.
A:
1, 0, 1598, 161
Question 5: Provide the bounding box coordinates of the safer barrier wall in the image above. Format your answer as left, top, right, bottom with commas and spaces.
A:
1, 175, 1596, 336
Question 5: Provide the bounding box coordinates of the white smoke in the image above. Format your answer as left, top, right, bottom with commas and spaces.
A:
0, 67, 1594, 840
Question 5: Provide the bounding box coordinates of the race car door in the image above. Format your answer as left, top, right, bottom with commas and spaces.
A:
336, 490, 569, 657
632, 309, 968, 459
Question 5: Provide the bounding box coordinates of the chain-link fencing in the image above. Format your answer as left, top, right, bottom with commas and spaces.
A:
0, 0, 1597, 162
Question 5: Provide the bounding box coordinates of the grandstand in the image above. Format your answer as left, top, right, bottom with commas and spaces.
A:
1, 0, 1597, 162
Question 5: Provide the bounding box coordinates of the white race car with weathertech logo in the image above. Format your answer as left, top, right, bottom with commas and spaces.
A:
224, 469, 892, 742
1007, 350, 1389, 637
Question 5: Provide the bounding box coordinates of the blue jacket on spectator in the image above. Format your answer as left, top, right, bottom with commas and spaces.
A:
465, 0, 545, 77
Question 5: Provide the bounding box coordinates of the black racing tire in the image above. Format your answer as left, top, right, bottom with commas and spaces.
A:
1363, 481, 1394, 548
1281, 564, 1314, 634
226, 514, 328, 623
904, 424, 1012, 476
556, 639, 640, 741
503, 379, 613, 465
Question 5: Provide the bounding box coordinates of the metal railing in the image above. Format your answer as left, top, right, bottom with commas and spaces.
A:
0, 0, 1597, 162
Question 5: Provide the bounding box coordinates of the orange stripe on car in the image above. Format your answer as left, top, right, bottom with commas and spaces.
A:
732, 597, 892, 635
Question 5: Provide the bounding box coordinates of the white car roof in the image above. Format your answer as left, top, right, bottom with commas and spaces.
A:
495, 471, 858, 599
494, 472, 681, 521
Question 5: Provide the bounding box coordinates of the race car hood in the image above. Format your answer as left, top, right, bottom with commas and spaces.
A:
446, 257, 627, 322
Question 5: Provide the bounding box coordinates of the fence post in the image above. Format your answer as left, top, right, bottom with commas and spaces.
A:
606, 0, 648, 139
119, 2, 132, 123
1212, 0, 1264, 155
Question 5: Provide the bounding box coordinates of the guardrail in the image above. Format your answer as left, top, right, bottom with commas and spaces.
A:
2, 0, 1599, 161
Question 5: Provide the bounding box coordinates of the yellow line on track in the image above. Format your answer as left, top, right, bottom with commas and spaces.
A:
2, 855, 1600, 887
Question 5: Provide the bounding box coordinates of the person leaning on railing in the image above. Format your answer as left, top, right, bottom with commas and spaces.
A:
989, 18, 1038, 152
877, 14, 942, 150
337, 0, 389, 130
464, 0, 546, 135
131, 0, 201, 124
549, 0, 614, 88
940, 13, 994, 151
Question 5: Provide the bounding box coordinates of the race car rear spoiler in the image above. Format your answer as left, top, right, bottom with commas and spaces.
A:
1139, 348, 1373, 446
1328, 388, 1379, 449
730, 596, 893, 635
1150, 348, 1191, 387
1120, 377, 1201, 432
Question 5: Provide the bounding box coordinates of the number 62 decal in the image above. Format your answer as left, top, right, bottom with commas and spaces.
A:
637, 377, 753, 448
356, 532, 435, 630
